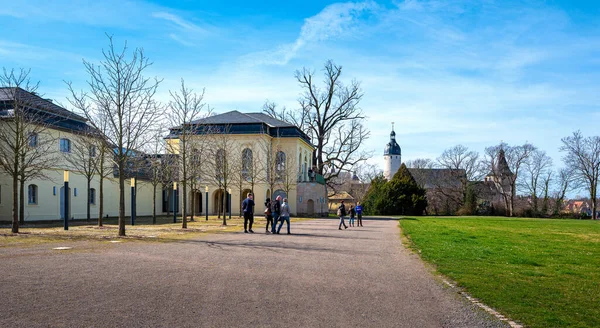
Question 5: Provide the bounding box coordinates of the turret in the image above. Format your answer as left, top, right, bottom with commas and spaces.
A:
383, 123, 401, 180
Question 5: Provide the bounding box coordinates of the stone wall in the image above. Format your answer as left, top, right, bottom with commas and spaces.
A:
296, 182, 328, 217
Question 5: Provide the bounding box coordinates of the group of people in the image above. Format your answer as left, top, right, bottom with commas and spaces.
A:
336, 200, 363, 230
241, 193, 364, 234
241, 193, 291, 234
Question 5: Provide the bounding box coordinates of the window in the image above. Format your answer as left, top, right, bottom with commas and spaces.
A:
28, 184, 38, 204
242, 148, 253, 180
275, 151, 286, 179
90, 188, 96, 205
28, 133, 38, 147
74, 188, 77, 197
53, 186, 56, 196
89, 145, 97, 158
60, 138, 71, 153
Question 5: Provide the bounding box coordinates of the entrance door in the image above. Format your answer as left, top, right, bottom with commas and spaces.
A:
307, 199, 315, 216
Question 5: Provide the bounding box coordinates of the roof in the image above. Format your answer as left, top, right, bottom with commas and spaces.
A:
408, 168, 465, 189
327, 191, 354, 200
0, 87, 86, 122
191, 110, 294, 128
487, 148, 513, 178
384, 129, 401, 155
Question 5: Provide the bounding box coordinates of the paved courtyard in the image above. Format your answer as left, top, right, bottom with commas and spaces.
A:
0, 218, 507, 327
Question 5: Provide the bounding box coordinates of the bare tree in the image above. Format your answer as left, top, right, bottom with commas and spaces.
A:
484, 142, 535, 216
203, 125, 235, 225
143, 127, 167, 224
436, 145, 483, 209
0, 68, 59, 232
553, 168, 573, 215
520, 149, 553, 215
257, 128, 281, 203
63, 130, 102, 221
67, 35, 162, 236
348, 163, 381, 203
560, 131, 600, 220
263, 60, 371, 187
278, 150, 298, 202
406, 158, 436, 169
166, 79, 208, 229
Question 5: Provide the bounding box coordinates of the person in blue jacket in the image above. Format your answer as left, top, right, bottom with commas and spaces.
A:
355, 202, 363, 227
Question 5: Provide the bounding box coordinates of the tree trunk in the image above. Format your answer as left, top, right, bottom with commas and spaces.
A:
19, 179, 25, 225
118, 167, 126, 236
152, 184, 157, 224
87, 179, 91, 221
98, 175, 104, 227
11, 175, 18, 233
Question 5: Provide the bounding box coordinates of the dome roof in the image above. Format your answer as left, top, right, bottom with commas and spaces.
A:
384, 140, 401, 155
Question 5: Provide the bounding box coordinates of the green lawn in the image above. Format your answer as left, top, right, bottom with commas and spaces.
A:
400, 216, 600, 328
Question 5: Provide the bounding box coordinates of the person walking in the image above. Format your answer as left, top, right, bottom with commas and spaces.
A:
337, 200, 348, 230
349, 205, 356, 227
264, 198, 273, 233
277, 198, 291, 234
271, 195, 282, 234
356, 202, 363, 227
242, 193, 255, 233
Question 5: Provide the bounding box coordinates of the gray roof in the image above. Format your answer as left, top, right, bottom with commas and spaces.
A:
0, 87, 86, 122
408, 168, 465, 189
191, 110, 294, 127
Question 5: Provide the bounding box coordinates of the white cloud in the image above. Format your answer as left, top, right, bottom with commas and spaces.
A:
241, 1, 379, 66
152, 12, 206, 33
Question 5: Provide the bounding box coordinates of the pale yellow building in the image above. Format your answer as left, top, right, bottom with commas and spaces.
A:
166, 111, 328, 217
0, 87, 163, 222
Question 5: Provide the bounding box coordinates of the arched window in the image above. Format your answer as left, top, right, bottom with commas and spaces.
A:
276, 151, 286, 179
242, 148, 252, 180
89, 145, 97, 158
215, 149, 225, 181
90, 188, 96, 205
28, 184, 38, 204
28, 133, 38, 147
60, 138, 71, 153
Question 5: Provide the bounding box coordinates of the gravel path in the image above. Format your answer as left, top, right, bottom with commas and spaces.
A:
0, 218, 508, 328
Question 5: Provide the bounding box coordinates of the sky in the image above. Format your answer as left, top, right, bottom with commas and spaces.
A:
1, 0, 600, 175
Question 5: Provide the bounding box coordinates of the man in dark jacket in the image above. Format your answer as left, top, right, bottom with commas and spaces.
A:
271, 196, 282, 234
242, 193, 255, 233
338, 200, 348, 230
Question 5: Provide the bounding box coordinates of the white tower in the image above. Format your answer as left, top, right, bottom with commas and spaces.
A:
383, 122, 401, 180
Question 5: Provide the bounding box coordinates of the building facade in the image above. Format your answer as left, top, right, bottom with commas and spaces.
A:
0, 87, 163, 222
166, 110, 328, 217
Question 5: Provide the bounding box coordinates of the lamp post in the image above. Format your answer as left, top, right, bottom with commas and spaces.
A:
205, 186, 209, 221
130, 178, 136, 226
173, 182, 178, 223
228, 188, 232, 221
63, 170, 69, 230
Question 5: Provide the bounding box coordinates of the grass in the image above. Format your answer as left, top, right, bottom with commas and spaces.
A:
0, 215, 312, 247
399, 216, 600, 328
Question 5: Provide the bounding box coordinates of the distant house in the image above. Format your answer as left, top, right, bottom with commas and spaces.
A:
327, 191, 355, 212
409, 168, 466, 215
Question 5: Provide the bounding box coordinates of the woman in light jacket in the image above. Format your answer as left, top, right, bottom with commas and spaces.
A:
277, 198, 291, 235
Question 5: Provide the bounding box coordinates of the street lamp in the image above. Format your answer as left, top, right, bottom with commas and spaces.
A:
130, 178, 136, 226
228, 188, 232, 221
205, 186, 209, 221
173, 182, 178, 223
63, 170, 69, 230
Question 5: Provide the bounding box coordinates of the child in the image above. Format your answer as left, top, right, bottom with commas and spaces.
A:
349, 205, 356, 227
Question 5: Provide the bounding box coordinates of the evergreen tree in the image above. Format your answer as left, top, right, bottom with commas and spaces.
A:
363, 164, 427, 215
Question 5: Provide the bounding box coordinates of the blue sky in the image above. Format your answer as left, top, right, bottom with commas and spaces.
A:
1, 0, 600, 174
